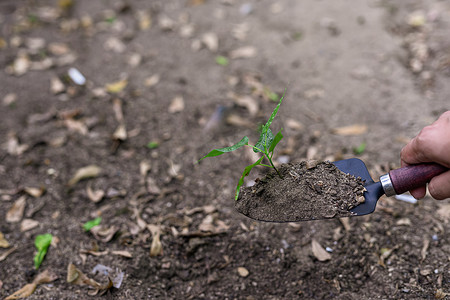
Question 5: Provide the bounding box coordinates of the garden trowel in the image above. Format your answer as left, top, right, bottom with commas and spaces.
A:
334, 158, 448, 216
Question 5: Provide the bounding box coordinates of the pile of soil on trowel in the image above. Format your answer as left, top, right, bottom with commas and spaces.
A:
235, 161, 366, 222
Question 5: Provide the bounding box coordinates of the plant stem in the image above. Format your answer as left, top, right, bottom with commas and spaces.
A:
266, 155, 283, 179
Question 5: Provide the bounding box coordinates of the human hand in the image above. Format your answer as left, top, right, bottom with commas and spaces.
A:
400, 111, 450, 200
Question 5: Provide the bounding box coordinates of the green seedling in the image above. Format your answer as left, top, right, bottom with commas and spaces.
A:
199, 92, 285, 200
147, 141, 160, 149
215, 55, 229, 66
353, 142, 367, 155
83, 217, 102, 231
263, 87, 279, 102
34, 233, 52, 269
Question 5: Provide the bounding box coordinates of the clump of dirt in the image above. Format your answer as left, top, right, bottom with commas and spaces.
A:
235, 161, 366, 222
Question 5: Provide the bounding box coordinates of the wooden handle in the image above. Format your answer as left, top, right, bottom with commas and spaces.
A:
389, 163, 448, 195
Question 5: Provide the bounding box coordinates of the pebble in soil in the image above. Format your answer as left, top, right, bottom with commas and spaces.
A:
235, 161, 366, 222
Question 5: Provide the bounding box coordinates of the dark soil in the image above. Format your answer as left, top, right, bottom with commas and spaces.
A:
1, 0, 449, 299
236, 161, 366, 222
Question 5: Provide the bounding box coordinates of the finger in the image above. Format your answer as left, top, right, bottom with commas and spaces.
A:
428, 170, 450, 200
409, 186, 426, 200
400, 136, 429, 165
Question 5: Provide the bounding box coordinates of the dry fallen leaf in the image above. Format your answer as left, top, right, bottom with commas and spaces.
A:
112, 98, 124, 122
144, 74, 160, 87
226, 114, 255, 128
199, 215, 215, 233
80, 249, 108, 257
232, 94, 259, 116
104, 37, 126, 53
48, 42, 70, 55
437, 204, 450, 223
139, 160, 151, 179
20, 219, 40, 232
5, 269, 57, 300
68, 165, 102, 187
3, 93, 17, 106
67, 263, 101, 288
237, 267, 249, 277
407, 11, 426, 27
311, 239, 331, 261
5, 133, 29, 156
378, 246, 398, 268
90, 225, 118, 243
113, 123, 127, 141
201, 32, 219, 52
148, 224, 163, 257
0, 246, 17, 261
50, 76, 65, 94
286, 118, 304, 131
168, 96, 185, 113
64, 119, 88, 135
158, 15, 176, 31
230, 46, 257, 59
232, 23, 249, 41
5, 283, 36, 299
435, 289, 449, 299
6, 196, 26, 223
146, 177, 161, 195
339, 217, 351, 231
137, 11, 152, 30
24, 186, 45, 198
111, 250, 132, 258
0, 232, 10, 248
421, 237, 430, 261
331, 124, 368, 136
10, 53, 30, 76
396, 218, 412, 226
86, 186, 105, 203
105, 79, 128, 94
198, 215, 230, 234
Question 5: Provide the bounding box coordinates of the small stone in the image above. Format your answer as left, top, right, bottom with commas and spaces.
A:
144, 74, 160, 87
50, 76, 65, 94
237, 267, 249, 277
168, 96, 185, 113
48, 42, 70, 56
127, 53, 142, 67
26, 37, 46, 51
11, 53, 30, 76
201, 32, 219, 52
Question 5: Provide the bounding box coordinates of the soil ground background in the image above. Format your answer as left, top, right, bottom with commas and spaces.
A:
0, 0, 449, 299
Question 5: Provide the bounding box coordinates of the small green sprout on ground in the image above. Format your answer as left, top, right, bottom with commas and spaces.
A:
199, 92, 285, 200
34, 233, 53, 269
147, 141, 160, 149
353, 142, 367, 155
215, 55, 229, 66
83, 217, 102, 232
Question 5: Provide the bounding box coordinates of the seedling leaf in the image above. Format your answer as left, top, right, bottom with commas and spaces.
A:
253, 129, 274, 153
262, 90, 284, 133
269, 129, 283, 153
147, 141, 159, 149
235, 156, 264, 200
199, 136, 249, 161
83, 217, 102, 232
353, 142, 367, 155
199, 90, 287, 201
215, 55, 229, 66
34, 233, 52, 269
